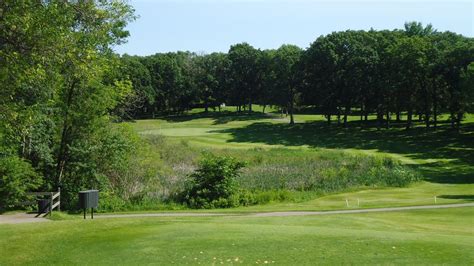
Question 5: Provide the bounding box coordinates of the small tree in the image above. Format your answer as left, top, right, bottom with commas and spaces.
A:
183, 154, 245, 208
0, 156, 42, 212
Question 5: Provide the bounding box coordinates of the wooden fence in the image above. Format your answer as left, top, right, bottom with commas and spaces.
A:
26, 191, 61, 217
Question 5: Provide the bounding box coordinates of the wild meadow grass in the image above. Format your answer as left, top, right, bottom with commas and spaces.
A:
132, 134, 420, 208
108, 109, 473, 210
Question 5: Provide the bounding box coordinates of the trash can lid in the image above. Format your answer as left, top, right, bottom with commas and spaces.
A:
79, 190, 99, 193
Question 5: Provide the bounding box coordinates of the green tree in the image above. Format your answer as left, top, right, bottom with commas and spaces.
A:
228, 43, 261, 113
273, 45, 303, 124
183, 154, 245, 209
115, 55, 155, 119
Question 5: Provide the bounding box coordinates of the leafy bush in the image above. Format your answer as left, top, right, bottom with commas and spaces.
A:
182, 154, 245, 208
0, 156, 42, 212
59, 123, 164, 210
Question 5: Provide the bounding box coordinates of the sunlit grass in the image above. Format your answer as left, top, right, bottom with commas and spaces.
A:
1, 208, 473, 264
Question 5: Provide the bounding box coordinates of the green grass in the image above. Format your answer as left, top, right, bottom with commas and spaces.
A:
1, 208, 473, 265
127, 109, 473, 210
2, 109, 473, 264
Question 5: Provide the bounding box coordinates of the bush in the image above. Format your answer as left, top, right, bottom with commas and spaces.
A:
0, 156, 42, 212
182, 154, 245, 208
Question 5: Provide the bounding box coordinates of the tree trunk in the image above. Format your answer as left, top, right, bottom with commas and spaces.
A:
456, 112, 462, 130
376, 108, 383, 131
396, 111, 400, 122
56, 79, 77, 185
343, 106, 350, 128
327, 114, 331, 125
386, 111, 390, 129
337, 108, 341, 125
262, 104, 266, 114
248, 100, 252, 114
406, 109, 413, 130
289, 106, 294, 125
433, 101, 437, 129
450, 112, 455, 129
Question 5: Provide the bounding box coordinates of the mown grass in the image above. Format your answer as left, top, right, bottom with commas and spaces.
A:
1, 208, 473, 265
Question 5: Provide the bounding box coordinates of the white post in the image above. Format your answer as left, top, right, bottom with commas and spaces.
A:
345, 199, 349, 207
434, 196, 437, 204
357, 198, 360, 207
58, 187, 61, 212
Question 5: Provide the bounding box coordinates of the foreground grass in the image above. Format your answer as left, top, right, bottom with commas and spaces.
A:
1, 208, 473, 265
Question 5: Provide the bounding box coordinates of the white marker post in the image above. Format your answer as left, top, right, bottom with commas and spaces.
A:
357, 198, 360, 207
434, 196, 437, 204
346, 199, 349, 207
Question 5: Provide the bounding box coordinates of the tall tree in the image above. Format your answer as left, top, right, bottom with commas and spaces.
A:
273, 45, 303, 124
228, 43, 261, 113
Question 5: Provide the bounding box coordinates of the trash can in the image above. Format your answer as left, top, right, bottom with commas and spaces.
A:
79, 190, 99, 219
37, 199, 49, 214
78, 190, 99, 209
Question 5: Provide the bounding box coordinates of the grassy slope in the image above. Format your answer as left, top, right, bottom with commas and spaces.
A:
129, 109, 473, 210
1, 208, 473, 265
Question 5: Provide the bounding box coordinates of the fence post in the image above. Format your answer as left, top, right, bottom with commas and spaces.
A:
58, 187, 61, 212
50, 192, 53, 217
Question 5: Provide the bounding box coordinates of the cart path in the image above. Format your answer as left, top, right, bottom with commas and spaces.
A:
96, 203, 474, 219
0, 213, 49, 224
2, 203, 473, 224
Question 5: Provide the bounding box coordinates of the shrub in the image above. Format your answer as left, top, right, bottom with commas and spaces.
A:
182, 154, 245, 208
0, 156, 42, 212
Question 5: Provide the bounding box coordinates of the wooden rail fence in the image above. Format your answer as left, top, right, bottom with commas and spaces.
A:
26, 191, 61, 217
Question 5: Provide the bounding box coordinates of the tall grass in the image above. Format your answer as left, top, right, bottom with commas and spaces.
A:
133, 135, 420, 208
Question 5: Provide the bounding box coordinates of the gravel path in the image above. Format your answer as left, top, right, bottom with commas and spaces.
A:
250, 202, 474, 217
97, 203, 474, 219
0, 213, 49, 224
2, 203, 473, 224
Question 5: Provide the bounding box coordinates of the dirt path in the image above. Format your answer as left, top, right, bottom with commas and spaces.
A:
2, 203, 473, 224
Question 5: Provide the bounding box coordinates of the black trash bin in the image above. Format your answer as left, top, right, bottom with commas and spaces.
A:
37, 199, 49, 214
79, 190, 99, 219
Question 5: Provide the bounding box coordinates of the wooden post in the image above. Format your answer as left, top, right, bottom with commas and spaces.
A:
58, 188, 61, 212
49, 192, 53, 217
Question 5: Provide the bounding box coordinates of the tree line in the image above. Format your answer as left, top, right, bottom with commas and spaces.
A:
1, 1, 141, 210
119, 22, 474, 129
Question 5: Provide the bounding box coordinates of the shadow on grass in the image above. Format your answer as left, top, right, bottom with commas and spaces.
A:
157, 110, 275, 125
438, 195, 474, 201
213, 120, 474, 184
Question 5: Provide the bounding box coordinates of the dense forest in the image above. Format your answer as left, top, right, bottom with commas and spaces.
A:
0, 1, 473, 211
117, 23, 474, 129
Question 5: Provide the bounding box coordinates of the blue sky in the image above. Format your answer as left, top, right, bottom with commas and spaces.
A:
115, 0, 474, 55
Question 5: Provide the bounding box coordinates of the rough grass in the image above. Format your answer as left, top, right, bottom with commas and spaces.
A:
1, 208, 473, 265
139, 135, 419, 207
124, 109, 473, 209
